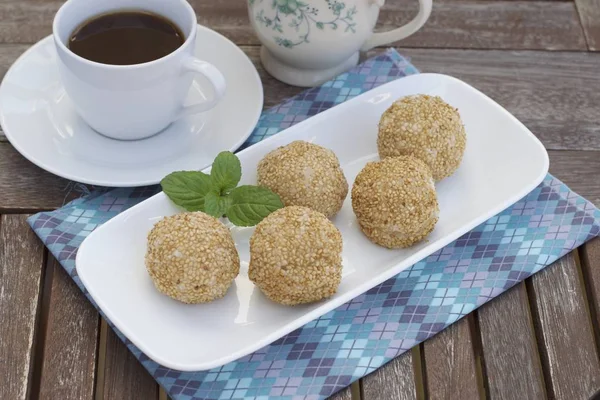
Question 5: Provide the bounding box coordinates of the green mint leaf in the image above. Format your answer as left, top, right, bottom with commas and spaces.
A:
211, 151, 241, 193
161, 171, 212, 211
226, 186, 284, 227
204, 191, 233, 218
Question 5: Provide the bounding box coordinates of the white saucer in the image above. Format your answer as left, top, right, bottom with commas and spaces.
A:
0, 25, 263, 187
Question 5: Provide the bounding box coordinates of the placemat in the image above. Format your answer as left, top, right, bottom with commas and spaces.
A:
28, 49, 600, 400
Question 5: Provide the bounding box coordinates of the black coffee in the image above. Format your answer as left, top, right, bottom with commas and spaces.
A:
68, 11, 185, 65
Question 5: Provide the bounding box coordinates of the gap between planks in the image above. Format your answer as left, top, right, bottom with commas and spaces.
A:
358, 325, 482, 400
328, 382, 360, 400
97, 318, 160, 400
418, 313, 484, 399
578, 240, 600, 363
27, 248, 48, 398
467, 312, 490, 400
25, 245, 49, 400
101, 320, 159, 399
526, 252, 600, 399
477, 282, 546, 399
413, 346, 427, 400
525, 269, 567, 399
0, 215, 46, 400
159, 387, 169, 400
95, 319, 108, 400
26, 251, 53, 400
37, 257, 99, 400
360, 351, 418, 399
574, 0, 600, 51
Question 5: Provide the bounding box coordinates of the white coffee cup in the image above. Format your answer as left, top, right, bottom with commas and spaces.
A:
53, 0, 226, 140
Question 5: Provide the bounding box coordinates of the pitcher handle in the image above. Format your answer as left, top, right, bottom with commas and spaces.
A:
360, 0, 432, 51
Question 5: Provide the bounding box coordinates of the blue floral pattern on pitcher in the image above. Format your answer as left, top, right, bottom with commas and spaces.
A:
250, 0, 357, 48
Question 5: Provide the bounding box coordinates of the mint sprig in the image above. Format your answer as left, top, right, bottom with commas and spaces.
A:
161, 151, 284, 226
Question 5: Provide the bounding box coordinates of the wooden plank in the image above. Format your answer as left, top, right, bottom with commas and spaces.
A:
575, 0, 600, 50
361, 352, 417, 399
581, 238, 600, 354
0, 143, 75, 212
0, 214, 46, 400
528, 252, 600, 399
329, 386, 352, 400
477, 283, 546, 399
378, 1, 586, 50
423, 317, 481, 400
400, 49, 600, 151
0, 43, 28, 76
38, 257, 99, 400
548, 150, 600, 207
103, 324, 159, 400
0, 1, 59, 43
0, 1, 586, 50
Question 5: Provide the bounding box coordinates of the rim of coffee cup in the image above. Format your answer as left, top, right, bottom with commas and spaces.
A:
52, 0, 198, 69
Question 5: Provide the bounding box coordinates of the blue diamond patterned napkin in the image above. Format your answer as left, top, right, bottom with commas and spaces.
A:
28, 49, 600, 400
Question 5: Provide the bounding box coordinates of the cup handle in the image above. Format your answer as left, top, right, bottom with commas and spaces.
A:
177, 56, 226, 118
360, 0, 433, 51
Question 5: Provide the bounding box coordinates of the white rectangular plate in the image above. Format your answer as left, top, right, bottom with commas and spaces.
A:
77, 74, 549, 371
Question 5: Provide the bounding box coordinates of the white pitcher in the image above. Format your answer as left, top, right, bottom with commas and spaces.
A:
248, 0, 432, 87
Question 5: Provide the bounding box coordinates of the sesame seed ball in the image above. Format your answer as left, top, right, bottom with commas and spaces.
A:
145, 212, 240, 304
351, 156, 439, 249
378, 95, 466, 181
257, 141, 348, 218
249, 206, 343, 305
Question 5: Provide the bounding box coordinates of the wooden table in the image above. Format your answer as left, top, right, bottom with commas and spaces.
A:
1, 1, 600, 399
